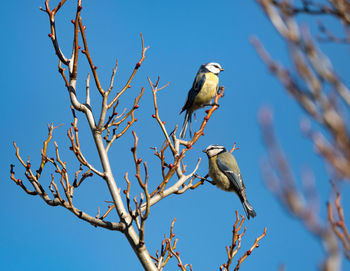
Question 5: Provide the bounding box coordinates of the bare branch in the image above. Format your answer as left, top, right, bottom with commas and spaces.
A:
234, 227, 267, 271
108, 33, 149, 109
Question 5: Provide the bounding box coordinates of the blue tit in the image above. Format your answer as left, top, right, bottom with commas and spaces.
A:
180, 62, 224, 138
203, 145, 256, 219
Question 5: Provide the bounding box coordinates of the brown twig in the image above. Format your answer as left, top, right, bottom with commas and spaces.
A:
130, 131, 151, 245
107, 33, 149, 109
124, 172, 133, 216
220, 211, 246, 271
10, 164, 37, 195
107, 59, 119, 94
78, 15, 104, 95
11, 123, 124, 231
153, 218, 192, 270
148, 77, 174, 154
100, 204, 116, 220
220, 211, 267, 271
234, 227, 267, 271
49, 175, 64, 203
230, 142, 240, 153
149, 85, 225, 197
105, 88, 144, 152
40, 0, 70, 65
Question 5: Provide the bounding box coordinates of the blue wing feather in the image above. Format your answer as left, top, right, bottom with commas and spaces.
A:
181, 72, 206, 112
216, 154, 244, 193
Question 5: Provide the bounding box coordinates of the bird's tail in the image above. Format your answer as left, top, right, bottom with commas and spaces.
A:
241, 199, 256, 220
180, 111, 191, 138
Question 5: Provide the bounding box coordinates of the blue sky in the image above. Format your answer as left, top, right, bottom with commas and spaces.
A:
1, 1, 349, 270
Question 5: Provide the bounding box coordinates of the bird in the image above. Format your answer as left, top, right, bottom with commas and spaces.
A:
203, 145, 256, 219
180, 62, 224, 138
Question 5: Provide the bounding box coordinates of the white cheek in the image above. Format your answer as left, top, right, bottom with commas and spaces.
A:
208, 149, 221, 157
207, 66, 219, 74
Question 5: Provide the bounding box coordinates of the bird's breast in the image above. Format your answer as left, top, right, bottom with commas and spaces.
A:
208, 156, 235, 192
193, 73, 218, 109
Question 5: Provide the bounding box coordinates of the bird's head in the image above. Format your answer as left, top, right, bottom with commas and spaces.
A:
201, 62, 224, 75
203, 144, 227, 158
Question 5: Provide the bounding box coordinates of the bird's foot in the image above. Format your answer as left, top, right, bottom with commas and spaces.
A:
204, 102, 220, 108
194, 174, 216, 185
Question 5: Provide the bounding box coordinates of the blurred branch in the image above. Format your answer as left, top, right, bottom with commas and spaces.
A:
317, 21, 350, 44
328, 184, 350, 260
267, 0, 350, 24
258, 108, 341, 271
255, 1, 350, 269
253, 1, 350, 180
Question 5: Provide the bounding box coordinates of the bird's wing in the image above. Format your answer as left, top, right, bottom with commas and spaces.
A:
216, 153, 245, 193
181, 72, 206, 113
191, 72, 206, 94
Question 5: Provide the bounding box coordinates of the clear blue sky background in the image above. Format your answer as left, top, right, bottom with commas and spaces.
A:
1, 1, 349, 270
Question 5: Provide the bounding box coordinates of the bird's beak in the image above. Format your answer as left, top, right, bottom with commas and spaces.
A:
220, 68, 224, 71
202, 149, 207, 153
